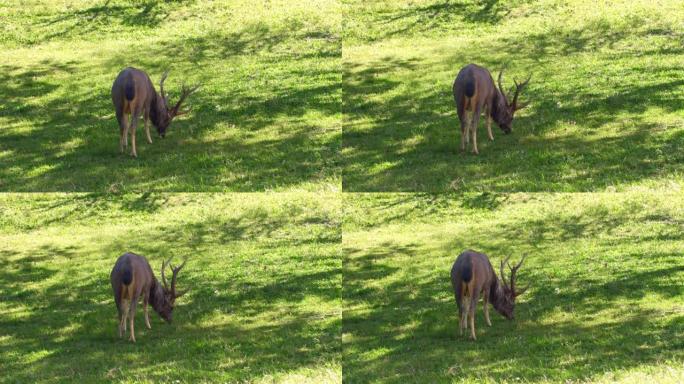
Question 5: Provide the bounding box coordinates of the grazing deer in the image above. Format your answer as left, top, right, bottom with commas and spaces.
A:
111, 67, 200, 157
450, 250, 528, 340
452, 64, 530, 154
110, 252, 188, 342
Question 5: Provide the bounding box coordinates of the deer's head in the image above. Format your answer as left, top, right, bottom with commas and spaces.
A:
155, 258, 188, 323
493, 70, 531, 134
495, 255, 529, 320
152, 71, 200, 138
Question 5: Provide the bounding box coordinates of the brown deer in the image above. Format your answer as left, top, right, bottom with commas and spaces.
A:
450, 250, 529, 340
111, 67, 200, 157
452, 64, 530, 154
110, 252, 188, 342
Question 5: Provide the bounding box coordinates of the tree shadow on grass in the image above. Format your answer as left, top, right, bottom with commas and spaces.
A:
342, 22, 684, 191
352, 0, 528, 43
33, 0, 196, 43
0, 21, 340, 191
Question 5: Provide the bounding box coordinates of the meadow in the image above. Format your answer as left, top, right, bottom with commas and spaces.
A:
0, 193, 341, 383
343, 192, 684, 383
0, 0, 341, 192
342, 0, 684, 192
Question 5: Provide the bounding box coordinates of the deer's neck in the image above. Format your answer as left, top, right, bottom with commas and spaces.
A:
149, 93, 166, 128
489, 279, 507, 309
149, 279, 166, 311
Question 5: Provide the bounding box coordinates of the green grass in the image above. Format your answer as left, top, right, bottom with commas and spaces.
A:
0, 0, 341, 192
0, 193, 341, 383
342, 0, 684, 192
343, 192, 684, 383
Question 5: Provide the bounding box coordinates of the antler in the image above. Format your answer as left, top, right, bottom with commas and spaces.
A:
511, 74, 531, 109
161, 257, 170, 289
497, 69, 507, 101
170, 258, 187, 296
508, 254, 528, 295
159, 70, 169, 103
500, 255, 511, 286
171, 83, 201, 116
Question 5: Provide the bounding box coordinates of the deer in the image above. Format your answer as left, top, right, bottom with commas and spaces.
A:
111, 67, 200, 157
450, 250, 529, 340
452, 64, 531, 154
110, 252, 188, 342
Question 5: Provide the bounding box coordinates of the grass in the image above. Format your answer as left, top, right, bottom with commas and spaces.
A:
343, 192, 684, 383
0, 192, 341, 383
342, 0, 684, 192
0, 0, 341, 192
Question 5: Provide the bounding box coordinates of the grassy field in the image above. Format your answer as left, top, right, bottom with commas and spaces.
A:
343, 192, 684, 383
0, 0, 341, 192
0, 193, 341, 383
342, 0, 684, 192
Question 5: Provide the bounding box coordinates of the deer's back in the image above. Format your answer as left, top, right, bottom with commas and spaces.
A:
451, 250, 496, 290
111, 252, 155, 289
111, 67, 156, 112
453, 64, 497, 103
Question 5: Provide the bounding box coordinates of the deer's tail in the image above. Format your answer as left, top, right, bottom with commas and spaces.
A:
463, 79, 476, 99
460, 262, 473, 297
121, 267, 133, 286
124, 77, 135, 101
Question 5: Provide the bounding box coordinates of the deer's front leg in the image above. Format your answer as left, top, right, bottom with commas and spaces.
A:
144, 111, 153, 144
143, 293, 151, 329
483, 296, 492, 326
487, 116, 493, 141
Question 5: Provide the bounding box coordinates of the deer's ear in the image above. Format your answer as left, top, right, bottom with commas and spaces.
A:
175, 289, 189, 298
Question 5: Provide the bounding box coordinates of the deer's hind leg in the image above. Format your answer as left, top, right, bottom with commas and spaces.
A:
469, 291, 480, 340
119, 298, 130, 337
129, 110, 140, 158
144, 109, 153, 144
128, 298, 138, 342
460, 295, 470, 335
457, 98, 470, 152
116, 111, 129, 153
470, 105, 482, 155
